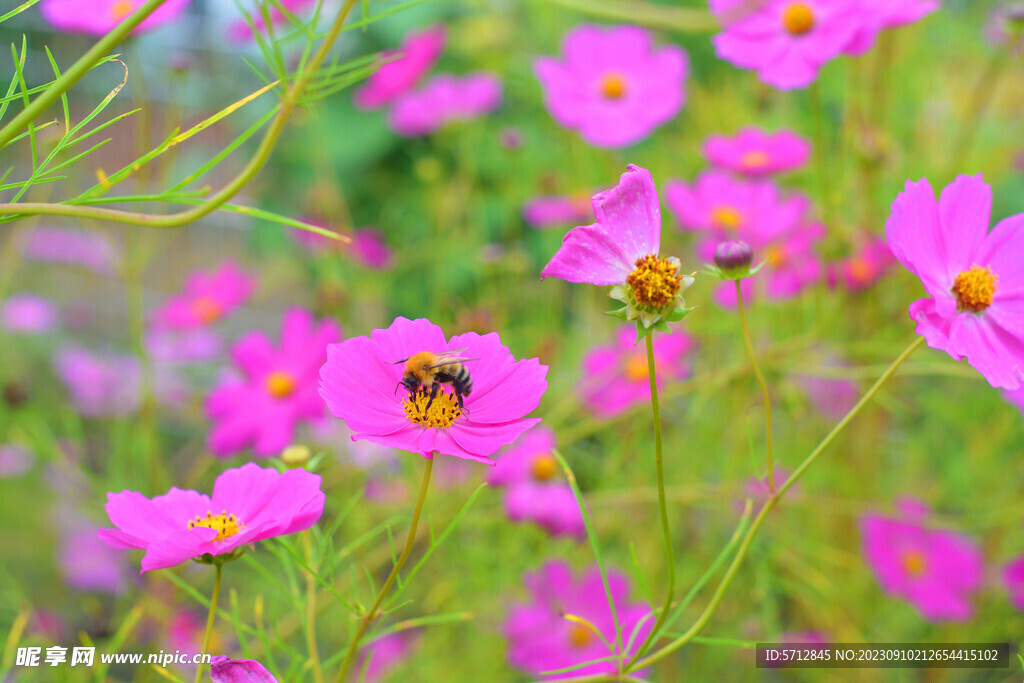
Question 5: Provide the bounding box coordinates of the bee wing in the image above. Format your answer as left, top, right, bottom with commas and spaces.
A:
426, 356, 477, 369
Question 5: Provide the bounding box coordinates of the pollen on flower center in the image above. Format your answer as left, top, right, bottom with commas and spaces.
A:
900, 550, 927, 577
711, 205, 743, 231
110, 0, 137, 20
625, 254, 683, 309
600, 73, 628, 100
848, 257, 875, 285
265, 371, 296, 399
531, 454, 558, 482
782, 2, 815, 35
568, 623, 594, 648
765, 245, 787, 267
625, 354, 648, 381
187, 509, 243, 542
952, 265, 997, 313
740, 150, 771, 169
191, 295, 223, 323
402, 387, 462, 428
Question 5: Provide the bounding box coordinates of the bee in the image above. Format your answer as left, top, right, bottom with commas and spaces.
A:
392, 349, 475, 413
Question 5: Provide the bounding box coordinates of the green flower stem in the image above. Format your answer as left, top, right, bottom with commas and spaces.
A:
302, 531, 325, 683
0, 0, 358, 227
626, 334, 675, 666
948, 45, 1008, 177
735, 280, 774, 491
194, 562, 223, 683
335, 456, 434, 683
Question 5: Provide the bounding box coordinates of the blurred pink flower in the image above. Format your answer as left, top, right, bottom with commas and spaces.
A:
350, 228, 394, 269
388, 73, 502, 136
743, 467, 797, 504
886, 175, 1024, 389
1002, 385, 1024, 414
0, 444, 32, 478
712, 0, 862, 90
523, 194, 594, 230
488, 427, 584, 538
211, 656, 279, 682
23, 227, 120, 275
1, 294, 58, 333
845, 0, 939, 56
319, 317, 548, 464
54, 347, 141, 416
40, 0, 191, 35
207, 309, 340, 457
826, 235, 896, 292
152, 261, 256, 330
359, 633, 413, 683
792, 355, 859, 421
534, 25, 687, 148
58, 513, 131, 594
505, 561, 653, 679
989, 3, 1024, 51
1004, 555, 1024, 610
146, 328, 223, 363
98, 463, 325, 572
354, 25, 446, 109
228, 0, 315, 42
703, 127, 811, 176
580, 326, 693, 418
860, 499, 983, 621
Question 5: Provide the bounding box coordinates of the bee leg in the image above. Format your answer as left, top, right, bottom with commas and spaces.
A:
456, 390, 468, 415
424, 383, 440, 411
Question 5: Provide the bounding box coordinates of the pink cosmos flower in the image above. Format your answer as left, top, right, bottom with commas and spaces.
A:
1002, 385, 1024, 415
534, 25, 688, 148
210, 656, 279, 683
354, 25, 446, 109
886, 175, 1024, 389
989, 3, 1024, 52
152, 262, 256, 330
40, 0, 191, 36
54, 347, 141, 416
23, 227, 121, 274
488, 427, 584, 538
860, 499, 983, 621
845, 0, 939, 56
712, 0, 862, 90
505, 560, 653, 679
0, 444, 32, 478
350, 228, 395, 269
388, 73, 502, 137
207, 309, 340, 457
98, 463, 325, 572
146, 328, 223, 363
580, 326, 694, 417
359, 633, 413, 683
319, 317, 548, 464
703, 127, 811, 176
1, 294, 58, 333
523, 194, 594, 230
826, 235, 896, 292
792, 354, 859, 420
228, 0, 315, 42
1004, 555, 1024, 610
58, 514, 131, 594
542, 165, 694, 329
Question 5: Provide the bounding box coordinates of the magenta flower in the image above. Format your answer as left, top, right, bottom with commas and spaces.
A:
354, 25, 446, 109
712, 0, 862, 90
146, 328, 222, 363
488, 427, 584, 538
845, 0, 939, 56
886, 175, 1024, 389
1, 294, 58, 334
319, 317, 547, 465
580, 326, 693, 418
505, 561, 653, 679
23, 227, 120, 275
58, 514, 130, 594
703, 127, 811, 176
523, 194, 594, 230
349, 228, 395, 269
98, 463, 324, 572
1002, 385, 1024, 415
207, 309, 340, 457
542, 165, 694, 329
40, 0, 191, 35
989, 3, 1024, 52
210, 656, 279, 683
534, 25, 687, 148
359, 633, 413, 683
860, 499, 983, 621
791, 353, 859, 420
54, 347, 141, 416
152, 262, 256, 330
388, 73, 502, 137
1004, 555, 1024, 610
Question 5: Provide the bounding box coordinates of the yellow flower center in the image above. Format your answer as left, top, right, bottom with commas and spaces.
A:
783, 2, 815, 35
568, 623, 594, 648
600, 73, 628, 100
711, 205, 743, 231
187, 510, 243, 541
191, 295, 223, 324
740, 150, 771, 169
765, 245, 787, 267
402, 387, 462, 428
952, 265, 997, 313
265, 371, 296, 399
531, 454, 558, 482
625, 354, 649, 381
625, 254, 682, 309
847, 257, 875, 286
110, 0, 137, 21
900, 550, 927, 577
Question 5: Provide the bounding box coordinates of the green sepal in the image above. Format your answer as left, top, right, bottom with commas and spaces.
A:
605, 306, 630, 322
193, 546, 247, 566
664, 305, 696, 323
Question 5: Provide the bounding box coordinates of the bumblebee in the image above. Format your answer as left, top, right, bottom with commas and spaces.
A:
392, 349, 475, 412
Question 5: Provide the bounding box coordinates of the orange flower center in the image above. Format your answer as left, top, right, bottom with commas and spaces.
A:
626, 254, 682, 308
711, 205, 743, 231
569, 623, 594, 648
765, 245, 787, 267
402, 387, 461, 428
187, 509, 243, 541
625, 354, 649, 381
952, 265, 997, 313
110, 0, 137, 21
191, 295, 224, 324
900, 550, 927, 577
531, 454, 558, 482
847, 257, 875, 286
783, 2, 815, 35
265, 371, 296, 399
740, 150, 771, 169
600, 73, 628, 100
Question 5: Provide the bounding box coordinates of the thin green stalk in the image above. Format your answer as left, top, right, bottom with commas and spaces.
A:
735, 280, 774, 491
303, 532, 325, 683
194, 563, 223, 683
625, 334, 674, 666
947, 45, 1007, 176
334, 457, 434, 683
634, 336, 925, 670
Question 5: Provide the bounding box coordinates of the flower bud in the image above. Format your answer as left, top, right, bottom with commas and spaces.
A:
714, 240, 754, 279
281, 445, 312, 467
